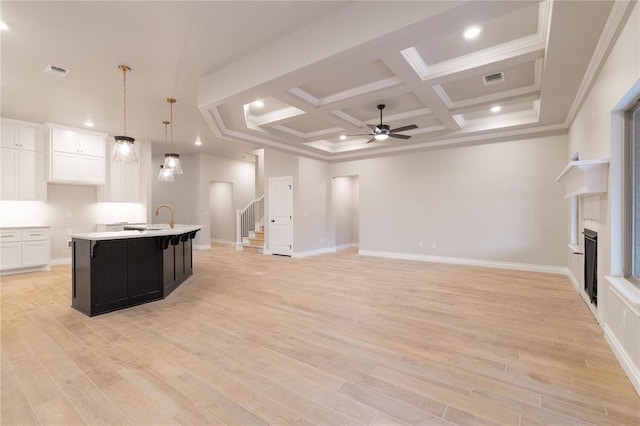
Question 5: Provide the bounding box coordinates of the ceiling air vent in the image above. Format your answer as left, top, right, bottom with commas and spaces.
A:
44, 64, 70, 78
483, 72, 504, 86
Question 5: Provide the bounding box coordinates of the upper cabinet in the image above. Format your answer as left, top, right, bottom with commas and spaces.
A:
0, 118, 46, 201
97, 137, 140, 203
46, 124, 107, 185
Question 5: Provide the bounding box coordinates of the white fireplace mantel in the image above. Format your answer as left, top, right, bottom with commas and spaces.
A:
555, 159, 610, 199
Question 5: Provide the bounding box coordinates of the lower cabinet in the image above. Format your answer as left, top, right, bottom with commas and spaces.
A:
0, 227, 50, 273
72, 238, 163, 316
161, 234, 194, 296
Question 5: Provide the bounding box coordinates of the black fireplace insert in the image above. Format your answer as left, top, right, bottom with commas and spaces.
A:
584, 228, 597, 305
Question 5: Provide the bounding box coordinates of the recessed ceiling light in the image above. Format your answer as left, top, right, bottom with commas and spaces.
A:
490, 105, 502, 113
0, 21, 9, 31
83, 120, 94, 128
463, 25, 482, 39
195, 139, 202, 146
252, 100, 264, 108
340, 135, 346, 140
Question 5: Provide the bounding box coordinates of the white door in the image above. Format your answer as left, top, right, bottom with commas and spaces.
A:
269, 176, 293, 256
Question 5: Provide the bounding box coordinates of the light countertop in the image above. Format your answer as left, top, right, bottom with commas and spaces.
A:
70, 224, 202, 241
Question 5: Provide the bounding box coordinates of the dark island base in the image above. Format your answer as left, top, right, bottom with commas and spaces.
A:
71, 231, 198, 317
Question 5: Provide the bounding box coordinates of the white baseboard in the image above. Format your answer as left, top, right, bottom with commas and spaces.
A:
193, 244, 211, 251
50, 258, 71, 266
335, 243, 358, 251
292, 248, 333, 258
358, 250, 569, 275
0, 264, 52, 275
604, 324, 640, 396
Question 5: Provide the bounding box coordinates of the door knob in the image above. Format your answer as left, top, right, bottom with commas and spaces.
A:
270, 219, 275, 223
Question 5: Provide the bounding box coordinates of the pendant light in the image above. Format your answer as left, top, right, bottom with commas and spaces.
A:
157, 121, 174, 182
112, 65, 138, 162
162, 97, 183, 174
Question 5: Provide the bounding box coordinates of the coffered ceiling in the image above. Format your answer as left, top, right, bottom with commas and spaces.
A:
1, 1, 633, 162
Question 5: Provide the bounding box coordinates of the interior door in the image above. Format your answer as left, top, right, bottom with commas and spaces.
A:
269, 176, 293, 256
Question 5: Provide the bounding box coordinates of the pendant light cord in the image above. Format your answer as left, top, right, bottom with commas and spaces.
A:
123, 68, 127, 136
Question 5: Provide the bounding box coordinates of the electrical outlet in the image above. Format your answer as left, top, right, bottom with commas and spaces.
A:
66, 211, 72, 218
623, 310, 627, 327
431, 242, 437, 249
67, 240, 72, 248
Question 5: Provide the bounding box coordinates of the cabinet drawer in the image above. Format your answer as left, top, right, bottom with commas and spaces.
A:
0, 229, 21, 242
22, 228, 49, 241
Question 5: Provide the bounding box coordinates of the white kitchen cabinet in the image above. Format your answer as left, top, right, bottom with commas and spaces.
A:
47, 124, 106, 185
0, 119, 46, 201
98, 138, 140, 202
0, 242, 22, 270
0, 227, 50, 273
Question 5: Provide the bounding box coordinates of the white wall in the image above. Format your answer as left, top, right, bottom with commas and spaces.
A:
209, 181, 234, 243
329, 135, 569, 269
197, 154, 254, 248
151, 153, 254, 249
263, 148, 299, 251
295, 157, 329, 254
333, 175, 359, 248
566, 2, 640, 393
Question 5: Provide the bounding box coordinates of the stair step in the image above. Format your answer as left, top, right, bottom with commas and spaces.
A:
253, 231, 264, 238
248, 238, 263, 246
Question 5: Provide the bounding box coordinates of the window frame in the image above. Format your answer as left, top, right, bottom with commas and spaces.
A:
625, 101, 640, 285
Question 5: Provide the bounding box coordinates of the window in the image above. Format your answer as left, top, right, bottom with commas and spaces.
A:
626, 102, 640, 284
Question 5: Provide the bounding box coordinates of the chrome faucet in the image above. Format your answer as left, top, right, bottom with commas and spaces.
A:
154, 204, 175, 229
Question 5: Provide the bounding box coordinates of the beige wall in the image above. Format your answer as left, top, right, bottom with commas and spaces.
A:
329, 135, 569, 268
152, 153, 255, 248
295, 157, 329, 254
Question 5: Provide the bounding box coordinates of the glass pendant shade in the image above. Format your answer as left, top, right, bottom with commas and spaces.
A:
111, 136, 137, 162
113, 65, 137, 162
162, 153, 183, 174
157, 165, 174, 182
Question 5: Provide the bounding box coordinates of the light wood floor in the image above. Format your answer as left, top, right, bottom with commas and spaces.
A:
1, 246, 639, 425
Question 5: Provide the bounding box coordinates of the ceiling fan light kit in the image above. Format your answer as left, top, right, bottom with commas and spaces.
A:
112, 65, 138, 162
349, 104, 418, 144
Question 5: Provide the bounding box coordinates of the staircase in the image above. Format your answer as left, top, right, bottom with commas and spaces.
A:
243, 226, 264, 253
236, 195, 265, 253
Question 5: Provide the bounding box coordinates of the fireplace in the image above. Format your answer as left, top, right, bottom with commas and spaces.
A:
583, 228, 598, 305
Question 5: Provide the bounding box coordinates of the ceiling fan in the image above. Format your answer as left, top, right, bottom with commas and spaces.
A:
351, 104, 418, 143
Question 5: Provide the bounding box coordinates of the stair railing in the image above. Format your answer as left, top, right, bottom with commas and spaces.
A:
236, 194, 264, 250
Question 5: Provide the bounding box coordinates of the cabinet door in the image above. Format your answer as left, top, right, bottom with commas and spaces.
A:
79, 133, 105, 157
51, 128, 78, 153
91, 240, 128, 312
18, 127, 42, 151
21, 240, 49, 267
51, 151, 79, 182
1, 124, 17, 148
0, 242, 22, 270
18, 150, 45, 200
0, 148, 18, 200
78, 156, 105, 184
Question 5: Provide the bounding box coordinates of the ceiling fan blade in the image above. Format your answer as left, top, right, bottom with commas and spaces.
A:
390, 124, 418, 133
366, 124, 378, 130
366, 137, 376, 144
346, 133, 374, 137
389, 133, 411, 140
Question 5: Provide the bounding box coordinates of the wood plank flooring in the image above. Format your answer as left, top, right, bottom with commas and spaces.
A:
1, 246, 639, 425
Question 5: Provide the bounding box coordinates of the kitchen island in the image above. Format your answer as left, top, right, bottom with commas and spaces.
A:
70, 224, 201, 316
